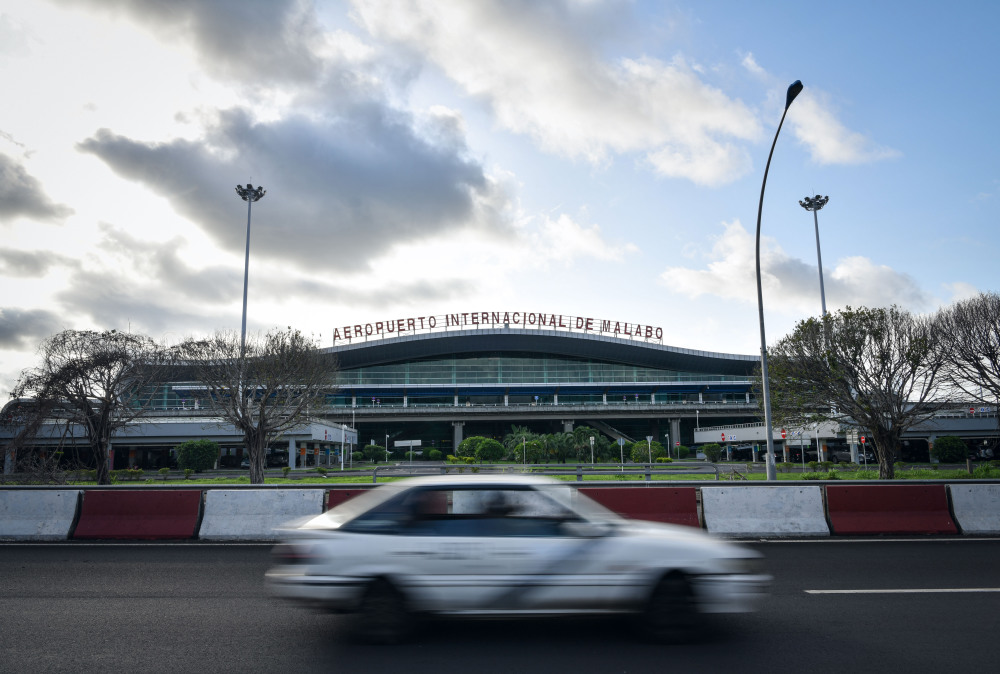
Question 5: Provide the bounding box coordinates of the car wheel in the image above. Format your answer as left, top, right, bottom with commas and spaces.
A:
355, 578, 412, 644
640, 573, 698, 644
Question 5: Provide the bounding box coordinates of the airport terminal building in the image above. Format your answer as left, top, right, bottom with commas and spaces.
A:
313, 311, 761, 454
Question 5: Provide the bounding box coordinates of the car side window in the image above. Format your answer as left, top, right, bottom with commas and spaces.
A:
404, 487, 580, 538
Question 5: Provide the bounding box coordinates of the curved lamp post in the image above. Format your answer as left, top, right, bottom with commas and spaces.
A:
235, 183, 266, 361
756, 80, 803, 481
799, 194, 830, 316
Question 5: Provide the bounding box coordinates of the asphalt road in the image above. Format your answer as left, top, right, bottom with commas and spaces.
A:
1, 539, 997, 673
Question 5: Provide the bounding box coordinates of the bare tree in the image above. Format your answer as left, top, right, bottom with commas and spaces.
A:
177, 328, 338, 484
9, 330, 169, 485
935, 291, 1000, 404
762, 306, 946, 478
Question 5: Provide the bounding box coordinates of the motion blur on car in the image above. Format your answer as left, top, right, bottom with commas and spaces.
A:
265, 475, 768, 643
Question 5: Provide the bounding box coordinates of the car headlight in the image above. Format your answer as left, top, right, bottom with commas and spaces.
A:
271, 542, 321, 566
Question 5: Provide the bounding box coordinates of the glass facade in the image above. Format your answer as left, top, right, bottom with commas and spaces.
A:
338, 353, 746, 387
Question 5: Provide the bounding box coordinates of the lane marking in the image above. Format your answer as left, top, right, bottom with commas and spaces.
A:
806, 588, 1000, 594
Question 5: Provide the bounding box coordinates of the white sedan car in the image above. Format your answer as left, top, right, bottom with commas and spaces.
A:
265, 475, 768, 642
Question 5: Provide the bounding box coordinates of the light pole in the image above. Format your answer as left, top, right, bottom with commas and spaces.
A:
755, 80, 803, 482
234, 183, 265, 361
385, 433, 389, 463
522, 436, 526, 468
799, 194, 830, 316
589, 436, 594, 465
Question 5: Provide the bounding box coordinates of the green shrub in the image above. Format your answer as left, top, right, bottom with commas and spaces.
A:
158, 467, 169, 481
475, 438, 505, 463
931, 436, 968, 463
778, 462, 793, 473
806, 461, 819, 471
825, 470, 841, 480
853, 470, 878, 480
446, 454, 461, 464
655, 456, 673, 463
676, 445, 690, 459
235, 476, 250, 483
820, 461, 833, 471
972, 464, 997, 479
701, 444, 722, 462
351, 452, 363, 463
183, 468, 194, 480
428, 449, 443, 461
175, 439, 220, 472
801, 472, 824, 480
315, 466, 328, 476
282, 466, 291, 477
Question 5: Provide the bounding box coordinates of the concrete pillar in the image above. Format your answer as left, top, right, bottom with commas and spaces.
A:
403, 394, 408, 408
698, 392, 704, 403
352, 395, 356, 408
452, 421, 465, 450
928, 434, 938, 463
562, 420, 574, 433
504, 393, 508, 406
670, 418, 681, 457
288, 437, 296, 469
4, 447, 14, 474
454, 394, 459, 406
603, 393, 607, 405
554, 393, 558, 405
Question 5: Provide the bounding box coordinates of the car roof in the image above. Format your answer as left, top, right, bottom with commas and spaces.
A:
381, 474, 562, 488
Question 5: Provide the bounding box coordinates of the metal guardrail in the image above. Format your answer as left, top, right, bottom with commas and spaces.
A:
368, 462, 721, 483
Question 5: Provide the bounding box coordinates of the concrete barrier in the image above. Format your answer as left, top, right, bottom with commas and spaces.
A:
702, 486, 829, 536
326, 489, 370, 510
826, 485, 958, 535
73, 490, 202, 539
946, 484, 1000, 535
0, 490, 80, 540
200, 489, 325, 540
580, 487, 700, 527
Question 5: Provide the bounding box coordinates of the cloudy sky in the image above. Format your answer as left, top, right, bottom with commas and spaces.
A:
1, 0, 996, 396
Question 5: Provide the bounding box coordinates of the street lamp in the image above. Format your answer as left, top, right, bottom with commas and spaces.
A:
755, 80, 803, 482
589, 436, 594, 465
799, 194, 830, 316
234, 183, 265, 361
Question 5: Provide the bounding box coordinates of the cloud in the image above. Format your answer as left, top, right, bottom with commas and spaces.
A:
0, 249, 79, 277
791, 92, 900, 165
351, 0, 762, 186
0, 307, 63, 349
57, 0, 326, 84
77, 105, 515, 268
660, 220, 932, 314
528, 214, 638, 265
0, 152, 74, 224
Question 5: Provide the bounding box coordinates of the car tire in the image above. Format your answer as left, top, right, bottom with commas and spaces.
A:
354, 578, 412, 644
639, 573, 699, 644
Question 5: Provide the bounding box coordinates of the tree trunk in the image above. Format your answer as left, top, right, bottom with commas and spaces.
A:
94, 442, 111, 485
872, 427, 901, 480
246, 429, 268, 484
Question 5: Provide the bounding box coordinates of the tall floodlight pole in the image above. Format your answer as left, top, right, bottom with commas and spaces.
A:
799, 195, 830, 316
756, 80, 803, 482
235, 183, 266, 361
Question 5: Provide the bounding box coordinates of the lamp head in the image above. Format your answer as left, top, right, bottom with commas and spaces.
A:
785, 80, 803, 110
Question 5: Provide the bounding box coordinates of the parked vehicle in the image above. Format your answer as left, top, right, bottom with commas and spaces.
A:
266, 475, 769, 643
